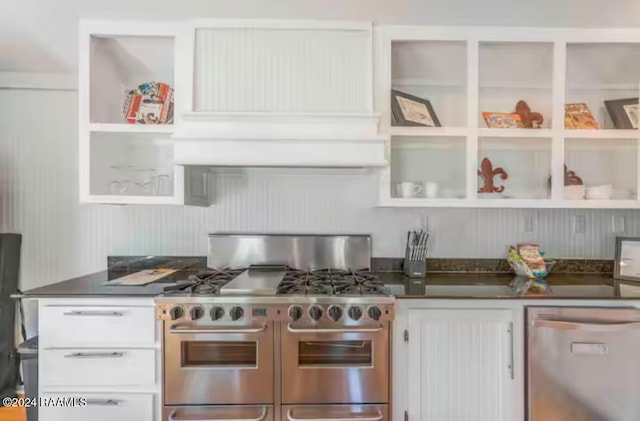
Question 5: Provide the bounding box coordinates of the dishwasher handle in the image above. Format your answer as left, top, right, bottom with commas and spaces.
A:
533, 318, 640, 332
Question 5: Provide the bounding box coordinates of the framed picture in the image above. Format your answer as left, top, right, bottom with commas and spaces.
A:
391, 90, 440, 127
604, 98, 639, 129
564, 103, 599, 129
614, 237, 640, 281
482, 112, 523, 129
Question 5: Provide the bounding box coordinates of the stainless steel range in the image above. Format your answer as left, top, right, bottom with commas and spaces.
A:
156, 234, 394, 421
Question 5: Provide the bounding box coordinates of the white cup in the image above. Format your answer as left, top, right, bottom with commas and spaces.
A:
397, 181, 423, 198
425, 182, 439, 198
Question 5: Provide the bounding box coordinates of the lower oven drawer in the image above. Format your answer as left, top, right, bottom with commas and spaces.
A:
164, 405, 273, 421
283, 405, 388, 421
39, 393, 154, 421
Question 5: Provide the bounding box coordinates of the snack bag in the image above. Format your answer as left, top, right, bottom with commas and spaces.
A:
517, 243, 546, 277
508, 246, 535, 278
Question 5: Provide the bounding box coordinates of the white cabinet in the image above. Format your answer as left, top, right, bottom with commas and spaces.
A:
394, 304, 523, 421
79, 21, 210, 205
38, 298, 160, 421
376, 27, 640, 208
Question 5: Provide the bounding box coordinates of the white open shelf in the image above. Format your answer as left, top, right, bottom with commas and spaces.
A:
80, 22, 183, 205
389, 126, 468, 137
566, 43, 640, 130
88, 123, 174, 134
378, 198, 640, 209
563, 129, 638, 139
89, 35, 175, 125
377, 27, 640, 208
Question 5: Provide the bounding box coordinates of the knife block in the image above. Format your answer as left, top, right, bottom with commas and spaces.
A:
403, 259, 426, 278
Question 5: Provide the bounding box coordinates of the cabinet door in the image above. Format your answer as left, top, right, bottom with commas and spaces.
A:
407, 309, 514, 421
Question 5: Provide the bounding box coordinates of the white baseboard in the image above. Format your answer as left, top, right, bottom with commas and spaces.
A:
0, 72, 77, 91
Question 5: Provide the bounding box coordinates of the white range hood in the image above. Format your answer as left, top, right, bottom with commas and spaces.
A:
172, 19, 386, 167
172, 111, 387, 167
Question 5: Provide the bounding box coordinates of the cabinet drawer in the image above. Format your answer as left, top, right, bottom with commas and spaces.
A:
39, 305, 155, 346
39, 393, 153, 421
40, 348, 156, 387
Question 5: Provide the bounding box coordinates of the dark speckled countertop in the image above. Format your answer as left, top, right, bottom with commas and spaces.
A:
14, 256, 206, 298
381, 272, 640, 299
14, 256, 640, 300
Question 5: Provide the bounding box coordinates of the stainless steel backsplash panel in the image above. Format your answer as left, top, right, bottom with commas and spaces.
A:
207, 234, 371, 270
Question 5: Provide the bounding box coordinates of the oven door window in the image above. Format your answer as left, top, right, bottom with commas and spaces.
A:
298, 341, 372, 367
181, 341, 257, 367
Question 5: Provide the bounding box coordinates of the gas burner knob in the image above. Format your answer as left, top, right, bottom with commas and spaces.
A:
328, 305, 343, 321
169, 306, 184, 321
289, 306, 304, 321
367, 306, 382, 321
348, 306, 363, 321
308, 305, 323, 321
230, 306, 244, 321
210, 306, 225, 321
189, 306, 205, 320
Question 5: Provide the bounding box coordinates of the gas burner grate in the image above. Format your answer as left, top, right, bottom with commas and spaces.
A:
165, 268, 246, 295
277, 268, 389, 296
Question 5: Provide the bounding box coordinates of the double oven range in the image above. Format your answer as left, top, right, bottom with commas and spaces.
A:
156, 234, 395, 421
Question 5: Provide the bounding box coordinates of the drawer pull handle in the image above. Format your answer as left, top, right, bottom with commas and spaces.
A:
86, 399, 120, 406
63, 311, 125, 317
169, 406, 267, 421
64, 352, 124, 359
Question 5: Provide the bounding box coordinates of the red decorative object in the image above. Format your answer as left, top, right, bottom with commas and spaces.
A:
516, 100, 543, 129
478, 157, 508, 193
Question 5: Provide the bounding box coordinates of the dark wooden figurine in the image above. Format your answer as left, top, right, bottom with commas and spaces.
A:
563, 164, 583, 185
478, 157, 508, 193
516, 100, 544, 128
547, 164, 583, 189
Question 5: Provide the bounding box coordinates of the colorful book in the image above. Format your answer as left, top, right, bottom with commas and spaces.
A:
564, 103, 599, 129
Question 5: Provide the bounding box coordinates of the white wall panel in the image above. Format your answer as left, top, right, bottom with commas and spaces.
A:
193, 27, 369, 112
1, 90, 640, 296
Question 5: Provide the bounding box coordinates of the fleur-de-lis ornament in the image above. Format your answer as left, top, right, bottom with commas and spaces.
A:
478, 157, 508, 193
516, 100, 544, 129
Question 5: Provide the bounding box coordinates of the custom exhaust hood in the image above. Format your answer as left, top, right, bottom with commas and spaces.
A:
173, 112, 386, 167
172, 20, 387, 167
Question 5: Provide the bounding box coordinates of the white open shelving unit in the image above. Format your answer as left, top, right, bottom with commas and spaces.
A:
375, 27, 640, 208
79, 21, 187, 205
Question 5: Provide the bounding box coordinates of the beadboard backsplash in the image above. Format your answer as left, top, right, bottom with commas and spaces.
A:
1, 89, 639, 290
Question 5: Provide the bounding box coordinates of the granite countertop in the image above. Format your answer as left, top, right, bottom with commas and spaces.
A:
381, 272, 640, 299
14, 256, 206, 298
14, 256, 640, 300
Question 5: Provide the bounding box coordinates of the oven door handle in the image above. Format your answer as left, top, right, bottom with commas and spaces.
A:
169, 324, 267, 334
287, 408, 383, 421
169, 406, 267, 421
287, 323, 383, 334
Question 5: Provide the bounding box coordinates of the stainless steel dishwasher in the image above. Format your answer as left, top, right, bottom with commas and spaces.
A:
528, 307, 640, 421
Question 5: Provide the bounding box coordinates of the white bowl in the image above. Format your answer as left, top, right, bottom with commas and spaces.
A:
586, 184, 613, 200
564, 185, 585, 200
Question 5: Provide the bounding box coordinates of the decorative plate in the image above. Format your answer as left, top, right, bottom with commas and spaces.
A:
122, 82, 174, 125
